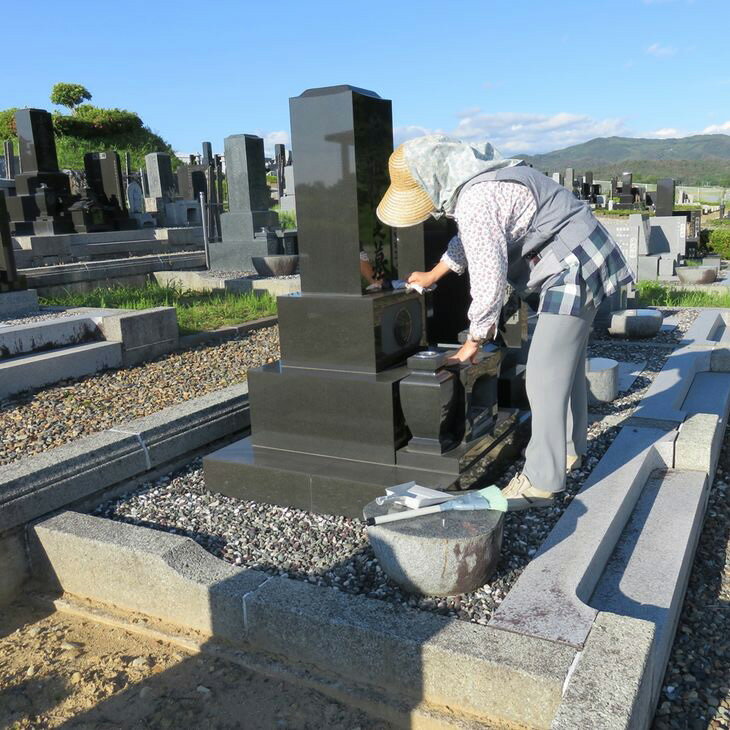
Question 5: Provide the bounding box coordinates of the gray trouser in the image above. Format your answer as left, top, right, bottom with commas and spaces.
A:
522, 303, 596, 493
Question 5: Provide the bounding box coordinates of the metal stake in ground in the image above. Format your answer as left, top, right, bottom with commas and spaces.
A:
199, 191, 211, 269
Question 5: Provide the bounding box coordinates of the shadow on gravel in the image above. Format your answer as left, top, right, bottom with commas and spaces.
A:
0, 674, 71, 727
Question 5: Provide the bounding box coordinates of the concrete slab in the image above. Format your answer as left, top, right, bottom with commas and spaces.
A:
0, 289, 39, 317
0, 430, 145, 532
0, 314, 101, 359
589, 469, 709, 718
618, 360, 646, 393
31, 511, 269, 641
489, 426, 671, 648
21, 251, 206, 297
0, 341, 123, 400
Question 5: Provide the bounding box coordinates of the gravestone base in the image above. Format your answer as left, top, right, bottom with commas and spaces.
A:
204, 409, 524, 519
208, 239, 273, 270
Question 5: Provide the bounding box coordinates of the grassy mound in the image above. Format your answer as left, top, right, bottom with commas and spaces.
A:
0, 104, 176, 171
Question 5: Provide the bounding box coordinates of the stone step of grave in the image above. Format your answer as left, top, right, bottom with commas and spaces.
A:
69, 238, 200, 260
0, 313, 110, 359
588, 468, 709, 721
0, 340, 122, 400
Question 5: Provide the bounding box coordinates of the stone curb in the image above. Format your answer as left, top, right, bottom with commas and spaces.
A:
176, 315, 278, 349
552, 613, 656, 730
0, 383, 249, 532
489, 425, 673, 648
30, 510, 576, 729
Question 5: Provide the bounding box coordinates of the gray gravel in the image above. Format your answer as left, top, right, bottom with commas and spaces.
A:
201, 270, 256, 280
0, 327, 279, 466
0, 308, 81, 327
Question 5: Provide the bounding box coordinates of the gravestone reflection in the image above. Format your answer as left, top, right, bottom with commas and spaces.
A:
203, 85, 523, 517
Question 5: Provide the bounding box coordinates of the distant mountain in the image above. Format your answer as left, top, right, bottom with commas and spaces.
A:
519, 135, 730, 186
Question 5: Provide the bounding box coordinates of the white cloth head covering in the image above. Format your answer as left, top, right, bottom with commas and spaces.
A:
401, 134, 523, 218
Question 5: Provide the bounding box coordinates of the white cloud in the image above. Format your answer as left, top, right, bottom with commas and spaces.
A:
644, 127, 682, 138
702, 121, 730, 134
646, 42, 676, 57
260, 130, 289, 155
395, 111, 628, 154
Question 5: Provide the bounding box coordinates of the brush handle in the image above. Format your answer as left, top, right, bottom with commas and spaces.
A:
366, 504, 442, 526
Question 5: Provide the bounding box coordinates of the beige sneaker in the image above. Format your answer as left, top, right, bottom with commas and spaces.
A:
566, 454, 583, 473
501, 473, 557, 511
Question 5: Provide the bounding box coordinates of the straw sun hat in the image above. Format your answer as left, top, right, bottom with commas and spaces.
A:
376, 144, 436, 227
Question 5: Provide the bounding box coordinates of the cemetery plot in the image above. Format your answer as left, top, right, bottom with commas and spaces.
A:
0, 327, 278, 466
94, 338, 667, 626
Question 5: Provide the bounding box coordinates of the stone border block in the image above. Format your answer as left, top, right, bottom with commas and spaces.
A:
0, 384, 250, 532
489, 426, 671, 647
0, 430, 145, 532
552, 613, 656, 730
116, 383, 250, 468
243, 575, 575, 728
674, 413, 723, 475
100, 307, 179, 367
31, 512, 268, 640
630, 346, 711, 428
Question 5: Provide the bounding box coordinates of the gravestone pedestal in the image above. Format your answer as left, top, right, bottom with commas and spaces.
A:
204, 85, 524, 518
363, 498, 504, 596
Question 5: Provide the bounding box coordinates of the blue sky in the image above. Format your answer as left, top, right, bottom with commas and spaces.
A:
4, 0, 729, 156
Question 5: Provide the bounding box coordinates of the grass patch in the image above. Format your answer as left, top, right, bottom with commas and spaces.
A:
595, 208, 653, 217
40, 283, 278, 336
636, 281, 730, 308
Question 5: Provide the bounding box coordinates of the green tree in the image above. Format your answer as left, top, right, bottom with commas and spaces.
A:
50, 83, 92, 112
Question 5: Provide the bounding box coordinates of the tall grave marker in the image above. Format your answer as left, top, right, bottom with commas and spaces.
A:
6, 109, 74, 235
204, 85, 519, 516
209, 134, 278, 269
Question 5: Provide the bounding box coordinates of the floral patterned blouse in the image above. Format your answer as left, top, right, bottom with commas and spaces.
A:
441, 181, 536, 340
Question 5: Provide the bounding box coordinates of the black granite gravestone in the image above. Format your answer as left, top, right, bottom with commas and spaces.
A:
209, 134, 279, 269
203, 85, 522, 517
82, 151, 135, 230
145, 153, 176, 199
656, 178, 675, 217
0, 192, 26, 291
177, 163, 207, 201
5, 109, 74, 235
3, 140, 17, 179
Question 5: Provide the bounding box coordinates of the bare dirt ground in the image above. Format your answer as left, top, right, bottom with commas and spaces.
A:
0, 600, 390, 730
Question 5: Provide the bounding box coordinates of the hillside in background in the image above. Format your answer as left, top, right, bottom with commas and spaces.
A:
520, 135, 730, 186
0, 105, 176, 172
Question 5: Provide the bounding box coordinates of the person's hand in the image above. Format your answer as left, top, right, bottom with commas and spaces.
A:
407, 271, 435, 289
446, 339, 481, 365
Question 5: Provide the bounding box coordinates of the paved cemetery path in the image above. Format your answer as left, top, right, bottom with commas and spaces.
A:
0, 600, 391, 730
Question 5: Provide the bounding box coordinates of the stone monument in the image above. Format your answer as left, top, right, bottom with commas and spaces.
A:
5, 109, 75, 235
655, 178, 675, 218
80, 151, 135, 230
209, 134, 279, 270
203, 84, 522, 517
0, 192, 26, 292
